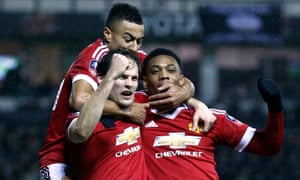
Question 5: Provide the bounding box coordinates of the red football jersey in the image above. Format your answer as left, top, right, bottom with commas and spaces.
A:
65, 113, 147, 180
135, 92, 255, 180
39, 38, 146, 168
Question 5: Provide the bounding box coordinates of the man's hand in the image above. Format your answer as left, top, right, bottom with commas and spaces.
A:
187, 98, 216, 132
107, 53, 133, 79
148, 83, 188, 114
124, 103, 149, 125
257, 77, 283, 112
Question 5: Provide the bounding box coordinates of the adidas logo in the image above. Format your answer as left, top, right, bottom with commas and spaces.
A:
144, 120, 158, 128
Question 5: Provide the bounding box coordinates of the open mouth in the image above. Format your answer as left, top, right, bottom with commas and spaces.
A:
121, 90, 133, 99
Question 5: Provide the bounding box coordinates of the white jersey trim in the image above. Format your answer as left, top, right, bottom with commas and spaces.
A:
235, 126, 256, 152
67, 118, 81, 143
92, 46, 101, 59
40, 163, 69, 180
73, 74, 98, 91
92, 45, 109, 61
96, 47, 109, 60
151, 104, 189, 119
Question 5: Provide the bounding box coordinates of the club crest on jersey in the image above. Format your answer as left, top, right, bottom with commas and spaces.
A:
116, 127, 140, 146
153, 132, 201, 149
89, 59, 98, 70
226, 114, 243, 125
188, 123, 201, 134
226, 114, 237, 122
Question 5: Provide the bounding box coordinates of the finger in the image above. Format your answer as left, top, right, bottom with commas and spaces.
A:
155, 102, 182, 114
143, 103, 150, 109
200, 117, 210, 132
191, 115, 199, 132
157, 83, 171, 92
155, 108, 174, 114
151, 103, 172, 111
201, 122, 210, 133
126, 60, 135, 70
149, 98, 173, 107
149, 92, 171, 101
150, 105, 174, 114
202, 115, 216, 132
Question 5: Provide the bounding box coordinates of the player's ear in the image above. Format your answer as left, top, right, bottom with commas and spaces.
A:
103, 26, 112, 43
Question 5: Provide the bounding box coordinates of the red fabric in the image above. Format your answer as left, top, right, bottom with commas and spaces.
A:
39, 38, 147, 168
245, 111, 284, 155
66, 113, 147, 180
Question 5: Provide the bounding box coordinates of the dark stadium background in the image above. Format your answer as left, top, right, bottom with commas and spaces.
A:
0, 0, 299, 179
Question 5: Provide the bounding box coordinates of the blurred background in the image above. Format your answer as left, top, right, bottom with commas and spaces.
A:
0, 0, 299, 179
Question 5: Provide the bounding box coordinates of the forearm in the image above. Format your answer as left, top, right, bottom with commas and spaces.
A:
69, 80, 95, 111
103, 99, 127, 117
70, 78, 114, 142
246, 78, 284, 155
245, 111, 284, 155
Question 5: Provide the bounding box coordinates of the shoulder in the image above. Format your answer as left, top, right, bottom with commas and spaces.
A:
209, 108, 236, 122
209, 108, 227, 116
80, 38, 109, 61
68, 39, 108, 76
209, 108, 247, 128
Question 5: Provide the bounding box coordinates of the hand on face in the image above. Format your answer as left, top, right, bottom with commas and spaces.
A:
108, 54, 133, 79
143, 55, 185, 114
148, 82, 187, 114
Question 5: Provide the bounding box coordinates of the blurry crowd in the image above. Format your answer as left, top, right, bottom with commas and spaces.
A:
0, 40, 63, 97
0, 40, 299, 179
213, 74, 300, 180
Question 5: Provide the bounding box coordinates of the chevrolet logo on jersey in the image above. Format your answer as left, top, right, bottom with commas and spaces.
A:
153, 132, 201, 149
116, 127, 140, 146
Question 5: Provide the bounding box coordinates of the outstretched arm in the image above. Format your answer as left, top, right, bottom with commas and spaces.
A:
245, 78, 284, 155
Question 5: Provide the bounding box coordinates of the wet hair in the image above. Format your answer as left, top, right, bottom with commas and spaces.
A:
142, 48, 182, 75
105, 3, 143, 31
96, 48, 142, 77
